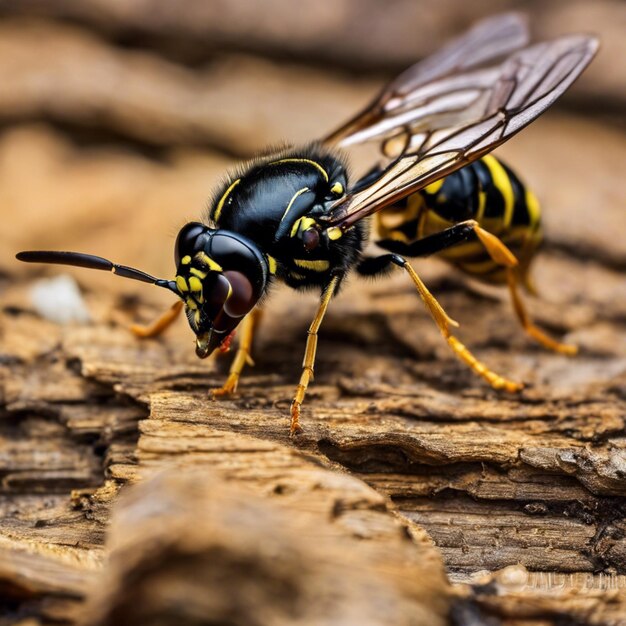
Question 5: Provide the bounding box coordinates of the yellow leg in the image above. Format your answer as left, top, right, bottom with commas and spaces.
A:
290, 276, 340, 435
130, 300, 183, 338
473, 225, 577, 356
401, 261, 523, 393
211, 308, 262, 397
506, 268, 577, 355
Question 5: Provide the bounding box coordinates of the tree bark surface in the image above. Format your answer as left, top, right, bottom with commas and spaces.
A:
0, 4, 624, 625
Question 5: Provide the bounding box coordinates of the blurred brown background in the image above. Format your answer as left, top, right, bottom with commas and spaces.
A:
0, 0, 623, 302
0, 2, 626, 625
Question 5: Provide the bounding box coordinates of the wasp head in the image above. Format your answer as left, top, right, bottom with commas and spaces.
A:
174, 223, 269, 358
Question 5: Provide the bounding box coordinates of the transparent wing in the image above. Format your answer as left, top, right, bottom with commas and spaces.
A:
324, 12, 530, 147
321, 34, 598, 231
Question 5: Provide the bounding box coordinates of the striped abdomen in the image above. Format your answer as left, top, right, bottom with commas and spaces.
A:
375, 155, 543, 289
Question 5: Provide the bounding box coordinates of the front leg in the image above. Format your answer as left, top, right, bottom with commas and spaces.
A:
130, 300, 183, 338
290, 275, 341, 436
211, 307, 262, 397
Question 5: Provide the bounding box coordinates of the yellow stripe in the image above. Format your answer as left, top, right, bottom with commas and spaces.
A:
188, 276, 202, 292
327, 227, 343, 240
267, 255, 277, 274
525, 188, 541, 231
281, 187, 309, 224
176, 276, 189, 293
195, 252, 223, 273
268, 158, 329, 182
181, 255, 191, 265
424, 179, 444, 194
377, 194, 426, 241
190, 267, 208, 279
330, 181, 344, 195
482, 155, 514, 229
476, 190, 487, 222
213, 178, 241, 223
416, 207, 428, 240
290, 216, 316, 238
294, 259, 330, 272
289, 272, 307, 281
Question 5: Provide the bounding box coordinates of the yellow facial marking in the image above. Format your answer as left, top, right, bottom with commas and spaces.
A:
195, 252, 223, 273
290, 218, 302, 238
267, 255, 278, 274
268, 158, 329, 182
327, 226, 343, 240
289, 272, 307, 281
281, 187, 310, 224
188, 276, 203, 292
330, 181, 344, 196
482, 155, 514, 227
290, 216, 317, 238
186, 297, 198, 310
176, 276, 189, 293
294, 259, 330, 272
194, 310, 201, 326
190, 267, 208, 280
181, 255, 191, 265
213, 178, 241, 223
424, 179, 444, 195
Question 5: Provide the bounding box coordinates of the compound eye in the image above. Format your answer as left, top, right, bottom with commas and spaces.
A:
175, 222, 206, 266
223, 270, 255, 318
203, 273, 232, 321
302, 228, 320, 252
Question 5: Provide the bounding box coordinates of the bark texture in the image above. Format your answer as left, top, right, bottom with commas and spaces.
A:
0, 2, 625, 625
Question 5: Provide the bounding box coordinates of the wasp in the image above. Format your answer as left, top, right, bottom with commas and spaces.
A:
17, 14, 598, 434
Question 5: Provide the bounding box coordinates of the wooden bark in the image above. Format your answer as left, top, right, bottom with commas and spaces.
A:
2, 230, 626, 624
1, 0, 623, 105
0, 3, 625, 625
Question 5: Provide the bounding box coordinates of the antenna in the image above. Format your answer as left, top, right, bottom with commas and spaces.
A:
16, 251, 178, 294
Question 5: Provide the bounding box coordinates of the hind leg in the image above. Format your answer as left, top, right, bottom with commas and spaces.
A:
472, 225, 577, 356
358, 252, 522, 393
378, 220, 577, 355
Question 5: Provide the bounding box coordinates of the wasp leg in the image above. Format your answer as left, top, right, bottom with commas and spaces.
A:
290, 275, 341, 436
376, 219, 478, 258
472, 225, 577, 356
211, 308, 263, 398
358, 253, 523, 393
379, 221, 577, 355
130, 300, 183, 338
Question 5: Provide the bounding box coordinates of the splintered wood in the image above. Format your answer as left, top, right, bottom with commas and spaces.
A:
2, 241, 625, 624
1, 2, 625, 625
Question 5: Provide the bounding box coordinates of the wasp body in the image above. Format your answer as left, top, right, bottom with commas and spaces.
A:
207, 151, 364, 292
16, 14, 598, 434
376, 155, 542, 290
